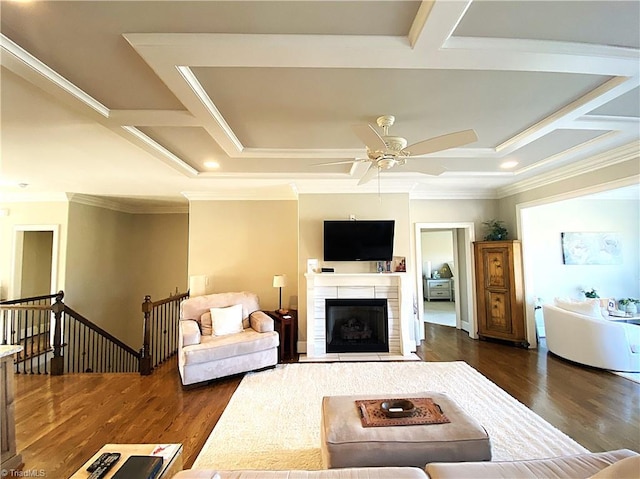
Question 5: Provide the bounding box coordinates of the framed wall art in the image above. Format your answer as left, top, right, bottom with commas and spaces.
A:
561, 232, 622, 265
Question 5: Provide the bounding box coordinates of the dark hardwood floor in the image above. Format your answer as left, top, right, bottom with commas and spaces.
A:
11, 323, 640, 478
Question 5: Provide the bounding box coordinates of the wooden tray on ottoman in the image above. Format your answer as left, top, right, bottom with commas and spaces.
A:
356, 397, 451, 427
321, 392, 491, 469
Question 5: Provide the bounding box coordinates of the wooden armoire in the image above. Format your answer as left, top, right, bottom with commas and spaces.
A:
473, 240, 529, 348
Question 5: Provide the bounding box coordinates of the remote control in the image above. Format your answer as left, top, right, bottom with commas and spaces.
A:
87, 452, 121, 478
86, 453, 112, 472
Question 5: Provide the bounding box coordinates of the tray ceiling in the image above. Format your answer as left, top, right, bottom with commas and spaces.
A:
0, 0, 638, 204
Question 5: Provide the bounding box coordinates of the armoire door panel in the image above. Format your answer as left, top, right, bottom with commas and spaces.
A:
474, 240, 528, 347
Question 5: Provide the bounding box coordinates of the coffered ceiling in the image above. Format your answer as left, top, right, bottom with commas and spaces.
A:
1, 0, 638, 207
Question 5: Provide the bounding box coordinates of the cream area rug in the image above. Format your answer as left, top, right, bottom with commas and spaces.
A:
193, 361, 588, 470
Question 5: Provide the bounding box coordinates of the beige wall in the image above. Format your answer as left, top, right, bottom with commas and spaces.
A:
130, 213, 190, 301
0, 200, 69, 300
297, 193, 411, 347
410, 199, 500, 241
65, 202, 188, 347
188, 200, 298, 312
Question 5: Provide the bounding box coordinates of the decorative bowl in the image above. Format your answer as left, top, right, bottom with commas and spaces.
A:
380, 399, 415, 418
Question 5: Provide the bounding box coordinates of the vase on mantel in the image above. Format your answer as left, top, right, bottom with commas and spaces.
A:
625, 303, 638, 314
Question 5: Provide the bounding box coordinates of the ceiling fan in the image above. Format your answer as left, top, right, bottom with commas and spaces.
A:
318, 115, 478, 185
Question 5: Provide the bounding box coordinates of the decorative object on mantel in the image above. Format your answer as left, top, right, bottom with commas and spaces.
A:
273, 274, 288, 314
581, 287, 599, 299
393, 256, 406, 272
482, 219, 509, 241
561, 232, 622, 265
619, 298, 639, 315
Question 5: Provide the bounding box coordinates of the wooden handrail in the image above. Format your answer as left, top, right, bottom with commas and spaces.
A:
148, 292, 189, 308
62, 306, 140, 358
140, 292, 188, 375
0, 293, 57, 305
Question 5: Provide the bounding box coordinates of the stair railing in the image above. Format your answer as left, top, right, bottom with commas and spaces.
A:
2, 290, 188, 375
50, 291, 141, 374
140, 291, 189, 375
0, 293, 56, 374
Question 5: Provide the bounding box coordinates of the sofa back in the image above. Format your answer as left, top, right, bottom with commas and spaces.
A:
543, 304, 639, 372
181, 291, 261, 329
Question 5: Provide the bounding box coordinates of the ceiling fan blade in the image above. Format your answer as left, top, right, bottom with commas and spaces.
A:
357, 163, 379, 185
352, 123, 387, 151
400, 163, 447, 176
405, 129, 478, 156
314, 159, 363, 166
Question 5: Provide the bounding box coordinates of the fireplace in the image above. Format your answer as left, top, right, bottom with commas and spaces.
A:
325, 299, 389, 353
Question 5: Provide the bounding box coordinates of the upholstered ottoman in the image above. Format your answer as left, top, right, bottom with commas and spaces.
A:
320, 392, 491, 468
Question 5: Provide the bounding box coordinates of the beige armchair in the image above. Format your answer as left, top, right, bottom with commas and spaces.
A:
178, 292, 279, 386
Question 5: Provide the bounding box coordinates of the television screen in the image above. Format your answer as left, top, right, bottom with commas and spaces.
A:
323, 220, 395, 261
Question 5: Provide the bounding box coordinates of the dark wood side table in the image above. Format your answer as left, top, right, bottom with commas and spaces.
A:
265, 310, 297, 362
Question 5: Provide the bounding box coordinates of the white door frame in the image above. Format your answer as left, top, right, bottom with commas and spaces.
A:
414, 222, 477, 342
10, 224, 60, 299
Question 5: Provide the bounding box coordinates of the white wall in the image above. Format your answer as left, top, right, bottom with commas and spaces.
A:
522, 197, 639, 305
421, 230, 454, 278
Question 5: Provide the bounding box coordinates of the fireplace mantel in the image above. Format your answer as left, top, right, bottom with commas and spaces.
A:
304, 273, 415, 357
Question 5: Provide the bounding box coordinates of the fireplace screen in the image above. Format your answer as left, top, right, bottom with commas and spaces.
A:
325, 298, 389, 353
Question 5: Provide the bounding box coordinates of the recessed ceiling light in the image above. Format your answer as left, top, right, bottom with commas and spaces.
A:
500, 160, 519, 169
204, 161, 220, 169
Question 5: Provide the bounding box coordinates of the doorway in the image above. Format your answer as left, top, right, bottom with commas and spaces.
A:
414, 222, 476, 342
10, 225, 59, 299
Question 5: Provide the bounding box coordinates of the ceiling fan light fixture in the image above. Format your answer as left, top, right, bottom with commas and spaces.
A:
376, 157, 399, 170
384, 136, 407, 152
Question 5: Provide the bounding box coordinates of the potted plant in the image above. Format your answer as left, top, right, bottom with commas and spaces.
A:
581, 288, 599, 299
618, 298, 639, 314
482, 220, 509, 241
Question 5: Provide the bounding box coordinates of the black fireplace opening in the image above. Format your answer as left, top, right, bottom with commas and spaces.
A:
325, 298, 389, 353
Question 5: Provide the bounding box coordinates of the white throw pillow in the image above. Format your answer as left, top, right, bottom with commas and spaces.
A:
554, 297, 602, 319
210, 304, 244, 336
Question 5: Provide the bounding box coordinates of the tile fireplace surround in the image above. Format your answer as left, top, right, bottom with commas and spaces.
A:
304, 273, 415, 358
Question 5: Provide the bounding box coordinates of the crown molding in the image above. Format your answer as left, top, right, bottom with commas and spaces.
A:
68, 194, 188, 214
496, 141, 640, 198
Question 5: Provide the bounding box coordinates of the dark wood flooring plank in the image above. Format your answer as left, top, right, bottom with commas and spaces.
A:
418, 323, 640, 453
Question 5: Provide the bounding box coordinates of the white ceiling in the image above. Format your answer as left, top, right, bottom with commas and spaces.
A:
1, 0, 638, 209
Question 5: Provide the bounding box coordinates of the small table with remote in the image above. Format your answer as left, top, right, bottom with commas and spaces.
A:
70, 443, 182, 479
265, 309, 298, 362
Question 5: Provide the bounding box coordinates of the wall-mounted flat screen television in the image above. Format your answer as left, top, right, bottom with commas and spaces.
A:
323, 220, 395, 261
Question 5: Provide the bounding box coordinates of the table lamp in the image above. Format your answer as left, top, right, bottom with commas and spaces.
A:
273, 274, 288, 314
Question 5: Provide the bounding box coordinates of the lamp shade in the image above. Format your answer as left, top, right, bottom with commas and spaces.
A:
273, 274, 287, 288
